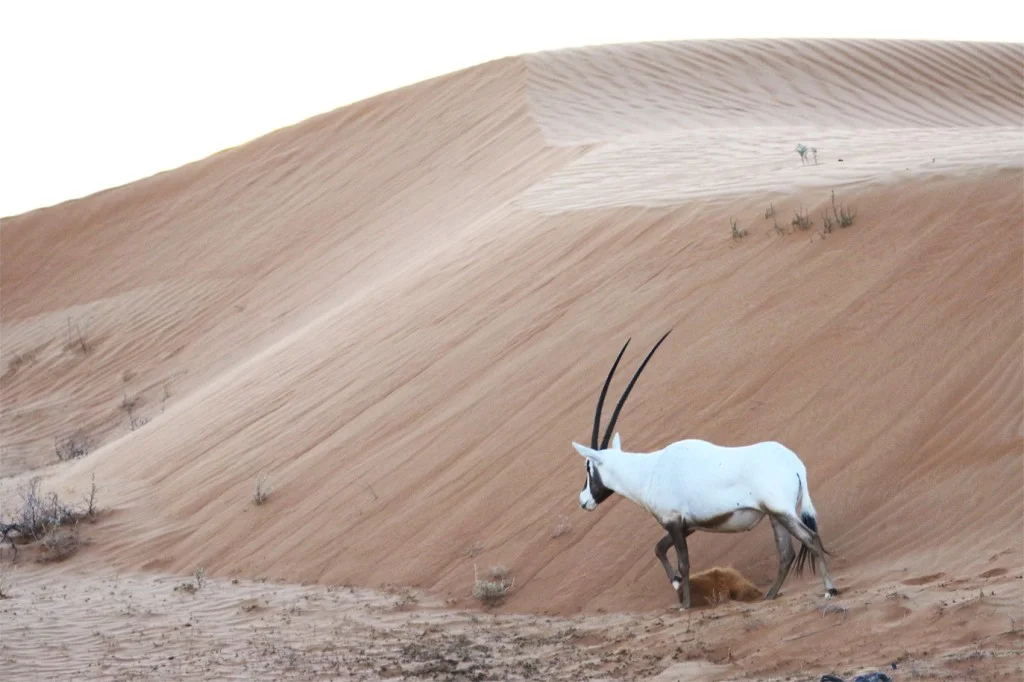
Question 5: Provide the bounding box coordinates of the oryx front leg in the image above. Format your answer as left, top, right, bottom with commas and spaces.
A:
655, 527, 695, 595
655, 533, 677, 586
665, 521, 692, 609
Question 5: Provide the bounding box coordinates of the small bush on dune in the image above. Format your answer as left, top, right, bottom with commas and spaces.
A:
175, 567, 207, 594
831, 189, 856, 227
2, 476, 100, 561
16, 477, 78, 539
730, 217, 748, 241
473, 564, 514, 606
791, 207, 814, 231
38, 525, 82, 562
252, 474, 272, 506
54, 431, 92, 462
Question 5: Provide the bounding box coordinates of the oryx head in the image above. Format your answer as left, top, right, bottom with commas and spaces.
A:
576, 330, 672, 511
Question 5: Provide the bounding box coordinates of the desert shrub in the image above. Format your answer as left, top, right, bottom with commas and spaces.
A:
822, 211, 835, 234
795, 143, 809, 164
833, 190, 856, 227
791, 207, 813, 231
16, 477, 78, 539
54, 431, 92, 461
730, 218, 748, 240
38, 525, 82, 562
473, 564, 514, 606
175, 567, 207, 594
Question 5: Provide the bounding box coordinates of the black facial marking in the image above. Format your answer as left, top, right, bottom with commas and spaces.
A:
584, 460, 614, 505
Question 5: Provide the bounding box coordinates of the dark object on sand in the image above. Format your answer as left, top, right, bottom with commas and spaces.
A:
1, 522, 25, 559
821, 674, 892, 682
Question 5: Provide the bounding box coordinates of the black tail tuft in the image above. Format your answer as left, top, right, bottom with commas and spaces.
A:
794, 511, 825, 576
801, 511, 818, 534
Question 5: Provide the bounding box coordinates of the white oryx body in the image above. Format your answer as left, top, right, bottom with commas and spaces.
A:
574, 331, 840, 609
576, 438, 815, 533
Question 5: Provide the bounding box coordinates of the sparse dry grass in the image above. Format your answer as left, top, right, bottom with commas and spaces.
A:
120, 392, 139, 413
473, 564, 514, 606
730, 217, 748, 241
175, 567, 207, 594
54, 431, 92, 461
4, 350, 38, 378
253, 474, 272, 506
791, 207, 814, 231
551, 515, 572, 539
38, 525, 82, 563
64, 316, 91, 355
461, 541, 484, 558
823, 189, 857, 234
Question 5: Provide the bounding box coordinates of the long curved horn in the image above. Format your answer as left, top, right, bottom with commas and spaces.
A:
593, 338, 631, 449
600, 329, 672, 449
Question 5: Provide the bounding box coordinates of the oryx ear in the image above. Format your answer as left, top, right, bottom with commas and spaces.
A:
611, 432, 622, 450
572, 441, 603, 465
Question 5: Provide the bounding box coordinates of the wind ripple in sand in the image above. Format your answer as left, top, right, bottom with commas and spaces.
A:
0, 567, 660, 681
524, 40, 1022, 145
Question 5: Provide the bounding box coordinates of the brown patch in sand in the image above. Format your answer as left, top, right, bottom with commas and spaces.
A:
683, 567, 763, 607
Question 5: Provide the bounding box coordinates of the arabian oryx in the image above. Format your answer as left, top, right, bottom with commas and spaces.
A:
574, 330, 839, 609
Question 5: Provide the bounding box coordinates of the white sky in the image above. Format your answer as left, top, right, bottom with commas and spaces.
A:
2, 0, 1021, 217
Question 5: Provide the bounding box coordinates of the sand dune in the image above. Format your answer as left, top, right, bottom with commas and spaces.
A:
2, 39, 1022, 680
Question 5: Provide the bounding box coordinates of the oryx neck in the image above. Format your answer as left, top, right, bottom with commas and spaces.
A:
596, 449, 657, 508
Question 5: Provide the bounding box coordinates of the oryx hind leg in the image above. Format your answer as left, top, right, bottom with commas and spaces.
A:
776, 514, 838, 597
764, 515, 795, 600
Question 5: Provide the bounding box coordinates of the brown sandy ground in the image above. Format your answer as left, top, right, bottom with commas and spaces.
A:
0, 557, 1020, 681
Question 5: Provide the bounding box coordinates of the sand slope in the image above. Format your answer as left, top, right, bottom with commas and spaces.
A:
1, 39, 1022, 680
